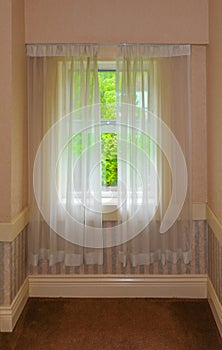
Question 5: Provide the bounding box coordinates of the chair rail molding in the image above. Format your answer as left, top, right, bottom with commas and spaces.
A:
0, 206, 29, 242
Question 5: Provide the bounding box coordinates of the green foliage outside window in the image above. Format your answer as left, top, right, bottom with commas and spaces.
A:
72, 71, 118, 187
101, 133, 117, 186
98, 71, 118, 187
98, 71, 116, 121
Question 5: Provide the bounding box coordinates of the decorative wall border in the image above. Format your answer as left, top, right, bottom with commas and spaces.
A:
0, 207, 29, 242
208, 278, 222, 337
29, 274, 207, 298
0, 277, 29, 332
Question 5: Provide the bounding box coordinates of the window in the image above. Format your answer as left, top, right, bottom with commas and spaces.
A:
67, 62, 153, 208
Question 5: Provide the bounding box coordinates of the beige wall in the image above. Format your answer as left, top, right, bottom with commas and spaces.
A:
0, 0, 12, 222
207, 0, 222, 223
11, 0, 27, 218
0, 0, 27, 222
25, 0, 209, 44
191, 46, 207, 203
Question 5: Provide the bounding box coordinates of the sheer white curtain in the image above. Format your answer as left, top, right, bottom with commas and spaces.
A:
28, 43, 192, 271
116, 44, 192, 266
28, 44, 103, 267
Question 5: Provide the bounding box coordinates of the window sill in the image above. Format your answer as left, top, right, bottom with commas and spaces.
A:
102, 204, 119, 222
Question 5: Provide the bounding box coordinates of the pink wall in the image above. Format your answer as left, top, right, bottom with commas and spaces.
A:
0, 0, 27, 221
11, 0, 28, 218
25, 0, 209, 44
191, 46, 207, 203
0, 0, 12, 221
0, 0, 208, 224
207, 0, 222, 223
24, 0, 208, 204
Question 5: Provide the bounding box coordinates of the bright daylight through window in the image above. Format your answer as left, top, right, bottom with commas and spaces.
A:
73, 67, 151, 205
99, 70, 118, 188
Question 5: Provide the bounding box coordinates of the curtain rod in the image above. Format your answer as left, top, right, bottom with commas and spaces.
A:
25, 43, 189, 47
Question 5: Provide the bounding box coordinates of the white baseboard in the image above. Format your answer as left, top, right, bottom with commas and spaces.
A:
29, 274, 207, 299
1, 277, 221, 338
0, 277, 29, 332
0, 275, 209, 332
208, 279, 222, 337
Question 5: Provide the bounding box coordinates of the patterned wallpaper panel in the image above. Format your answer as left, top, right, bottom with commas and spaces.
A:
0, 227, 27, 306
30, 220, 208, 276
0, 221, 209, 306
208, 225, 222, 304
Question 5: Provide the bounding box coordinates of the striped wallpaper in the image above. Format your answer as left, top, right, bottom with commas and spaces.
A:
29, 220, 208, 276
0, 220, 212, 306
0, 227, 27, 306
208, 225, 222, 304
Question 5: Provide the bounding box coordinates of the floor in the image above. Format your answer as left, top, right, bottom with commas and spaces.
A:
0, 298, 221, 350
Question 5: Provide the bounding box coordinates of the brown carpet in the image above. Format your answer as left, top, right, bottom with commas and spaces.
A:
0, 298, 221, 350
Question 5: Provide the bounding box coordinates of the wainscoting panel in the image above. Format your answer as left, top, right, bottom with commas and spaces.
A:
208, 279, 222, 337
207, 218, 222, 338
29, 220, 208, 276
208, 225, 222, 304
0, 278, 29, 332
0, 227, 28, 306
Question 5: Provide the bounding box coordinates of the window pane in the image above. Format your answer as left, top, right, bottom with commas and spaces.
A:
99, 70, 118, 187
98, 71, 116, 120
101, 133, 117, 187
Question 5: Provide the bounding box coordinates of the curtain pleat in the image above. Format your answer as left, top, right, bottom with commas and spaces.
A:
28, 44, 103, 267
116, 44, 192, 266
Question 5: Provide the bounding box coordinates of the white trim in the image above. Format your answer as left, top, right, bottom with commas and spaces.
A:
208, 279, 222, 337
207, 205, 222, 244
0, 278, 29, 332
103, 203, 206, 222
0, 206, 29, 242
98, 60, 116, 70
29, 275, 207, 299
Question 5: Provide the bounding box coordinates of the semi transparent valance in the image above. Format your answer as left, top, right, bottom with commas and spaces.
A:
27, 44, 190, 58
